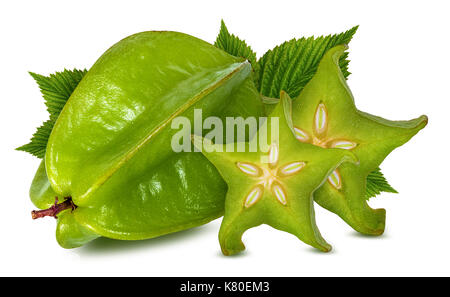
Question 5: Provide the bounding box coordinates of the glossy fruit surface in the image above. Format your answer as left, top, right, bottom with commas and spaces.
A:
32, 31, 264, 248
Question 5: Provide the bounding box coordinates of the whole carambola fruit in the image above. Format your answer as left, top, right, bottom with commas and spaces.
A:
31, 31, 264, 248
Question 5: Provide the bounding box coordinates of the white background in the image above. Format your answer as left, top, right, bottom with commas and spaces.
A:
0, 0, 448, 276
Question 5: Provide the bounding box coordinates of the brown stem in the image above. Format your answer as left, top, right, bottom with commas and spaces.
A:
31, 197, 77, 220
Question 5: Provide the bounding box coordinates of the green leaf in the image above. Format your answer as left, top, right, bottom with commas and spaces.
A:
214, 20, 257, 70
366, 167, 398, 200
29, 69, 87, 120
16, 120, 53, 158
17, 68, 87, 158
256, 26, 358, 98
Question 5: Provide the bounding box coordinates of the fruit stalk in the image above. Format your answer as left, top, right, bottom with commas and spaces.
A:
31, 197, 76, 219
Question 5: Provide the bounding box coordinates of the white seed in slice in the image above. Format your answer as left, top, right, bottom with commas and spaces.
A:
279, 161, 306, 176
293, 127, 310, 142
314, 103, 328, 136
236, 162, 262, 177
244, 185, 264, 208
328, 169, 342, 190
272, 182, 287, 205
331, 140, 357, 150
268, 142, 279, 168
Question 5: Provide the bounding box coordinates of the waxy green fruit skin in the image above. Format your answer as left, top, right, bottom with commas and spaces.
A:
291, 45, 428, 235
30, 160, 56, 210
31, 154, 227, 248
33, 31, 264, 248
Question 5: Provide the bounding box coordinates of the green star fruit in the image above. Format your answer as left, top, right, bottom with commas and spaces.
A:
291, 45, 428, 235
193, 93, 358, 255
30, 31, 265, 248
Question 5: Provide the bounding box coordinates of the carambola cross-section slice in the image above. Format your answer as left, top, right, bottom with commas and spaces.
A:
193, 93, 358, 255
291, 45, 428, 235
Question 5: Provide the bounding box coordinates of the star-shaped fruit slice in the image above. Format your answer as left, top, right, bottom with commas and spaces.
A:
291, 45, 428, 235
193, 93, 358, 255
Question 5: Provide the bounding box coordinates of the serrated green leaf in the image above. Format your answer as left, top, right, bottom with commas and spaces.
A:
214, 20, 257, 71
16, 120, 53, 158
17, 68, 87, 158
366, 167, 398, 200
29, 68, 87, 120
256, 26, 358, 98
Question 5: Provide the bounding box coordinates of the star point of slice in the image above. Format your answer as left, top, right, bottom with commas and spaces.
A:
291, 44, 428, 235
193, 92, 358, 255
